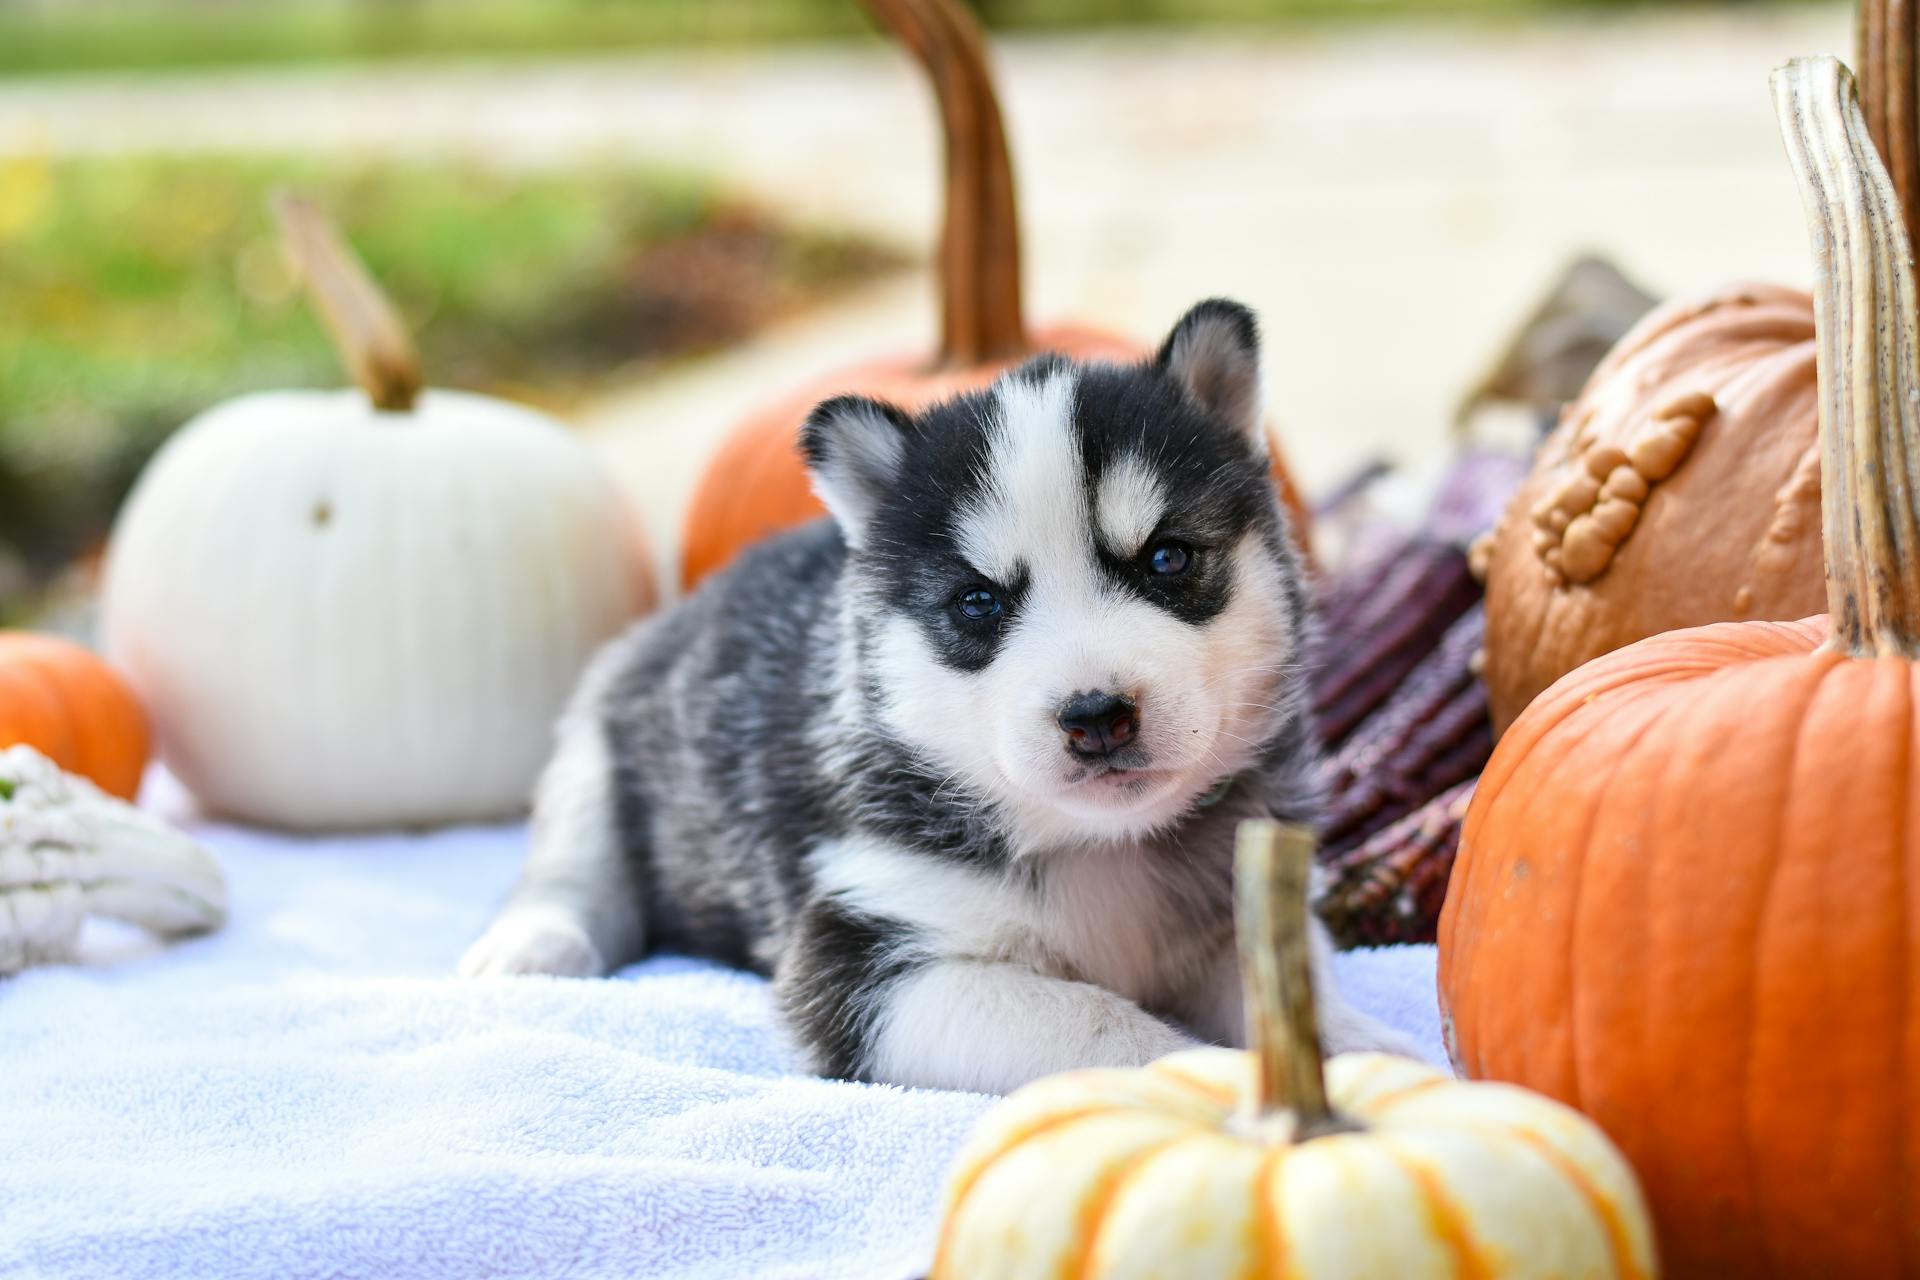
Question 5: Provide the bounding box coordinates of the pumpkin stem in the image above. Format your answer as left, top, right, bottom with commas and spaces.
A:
1859, 0, 1920, 251
1776, 57, 1920, 657
1234, 820, 1337, 1133
271, 192, 422, 414
858, 0, 1027, 367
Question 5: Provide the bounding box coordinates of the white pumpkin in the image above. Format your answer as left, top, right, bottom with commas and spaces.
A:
100, 197, 654, 830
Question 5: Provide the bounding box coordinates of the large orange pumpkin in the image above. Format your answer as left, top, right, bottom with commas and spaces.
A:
679, 0, 1309, 589
0, 631, 150, 801
1440, 59, 1920, 1277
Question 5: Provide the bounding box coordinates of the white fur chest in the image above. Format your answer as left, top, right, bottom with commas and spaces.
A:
806, 834, 1229, 1007
1029, 843, 1230, 1004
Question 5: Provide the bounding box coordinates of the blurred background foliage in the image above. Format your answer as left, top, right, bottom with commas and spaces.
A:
0, 151, 894, 619
1, 0, 1793, 75
0, 0, 1820, 624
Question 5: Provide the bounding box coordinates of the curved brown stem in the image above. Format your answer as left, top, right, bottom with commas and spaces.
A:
1860, 0, 1920, 249
1234, 821, 1339, 1133
858, 0, 1027, 366
272, 192, 421, 413
1775, 57, 1920, 657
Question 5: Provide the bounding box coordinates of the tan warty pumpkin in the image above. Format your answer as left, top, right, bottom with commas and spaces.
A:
1477, 285, 1821, 731
1441, 58, 1920, 1277
679, 0, 1310, 590
935, 822, 1657, 1280
1479, 4, 1920, 732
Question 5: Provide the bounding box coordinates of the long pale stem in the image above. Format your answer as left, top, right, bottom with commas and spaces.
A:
857, 0, 1027, 366
1776, 57, 1920, 657
272, 193, 422, 413
1235, 820, 1335, 1130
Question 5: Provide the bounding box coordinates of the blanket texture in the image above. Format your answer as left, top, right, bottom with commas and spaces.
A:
0, 777, 1443, 1280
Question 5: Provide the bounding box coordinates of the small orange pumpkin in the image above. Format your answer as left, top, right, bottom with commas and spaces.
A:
679, 0, 1308, 589
1440, 59, 1920, 1277
0, 631, 150, 801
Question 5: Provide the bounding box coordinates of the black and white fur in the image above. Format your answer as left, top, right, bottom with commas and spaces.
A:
461, 299, 1419, 1092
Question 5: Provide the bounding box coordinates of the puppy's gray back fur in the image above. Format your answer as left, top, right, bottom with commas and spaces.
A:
598, 526, 842, 972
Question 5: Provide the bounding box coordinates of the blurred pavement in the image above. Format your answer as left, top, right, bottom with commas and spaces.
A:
0, 5, 1852, 587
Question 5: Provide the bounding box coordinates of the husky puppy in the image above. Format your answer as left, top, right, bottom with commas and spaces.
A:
461, 299, 1417, 1092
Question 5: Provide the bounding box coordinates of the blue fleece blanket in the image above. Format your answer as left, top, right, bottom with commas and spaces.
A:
0, 780, 1444, 1280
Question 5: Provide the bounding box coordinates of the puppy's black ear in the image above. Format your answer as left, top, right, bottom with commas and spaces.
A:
1156, 298, 1264, 446
800, 394, 912, 548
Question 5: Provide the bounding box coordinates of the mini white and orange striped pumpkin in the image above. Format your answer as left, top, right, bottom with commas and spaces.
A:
932, 823, 1657, 1280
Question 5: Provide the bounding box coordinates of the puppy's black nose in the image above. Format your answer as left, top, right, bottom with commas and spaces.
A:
1057, 692, 1139, 758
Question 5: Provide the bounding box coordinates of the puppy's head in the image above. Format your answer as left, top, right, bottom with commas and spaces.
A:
802, 299, 1308, 847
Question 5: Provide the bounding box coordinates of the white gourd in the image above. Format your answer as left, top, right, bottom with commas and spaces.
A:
0, 744, 226, 973
932, 822, 1660, 1280
99, 197, 654, 831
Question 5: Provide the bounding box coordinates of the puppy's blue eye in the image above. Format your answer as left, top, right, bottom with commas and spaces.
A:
956, 588, 1001, 621
1148, 542, 1192, 576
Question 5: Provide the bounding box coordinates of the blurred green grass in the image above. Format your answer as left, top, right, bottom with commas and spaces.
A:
0, 0, 1809, 75
0, 152, 897, 613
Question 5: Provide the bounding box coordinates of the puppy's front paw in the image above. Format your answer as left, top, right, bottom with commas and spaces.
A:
1317, 997, 1432, 1065
1087, 1013, 1200, 1070
459, 906, 604, 978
